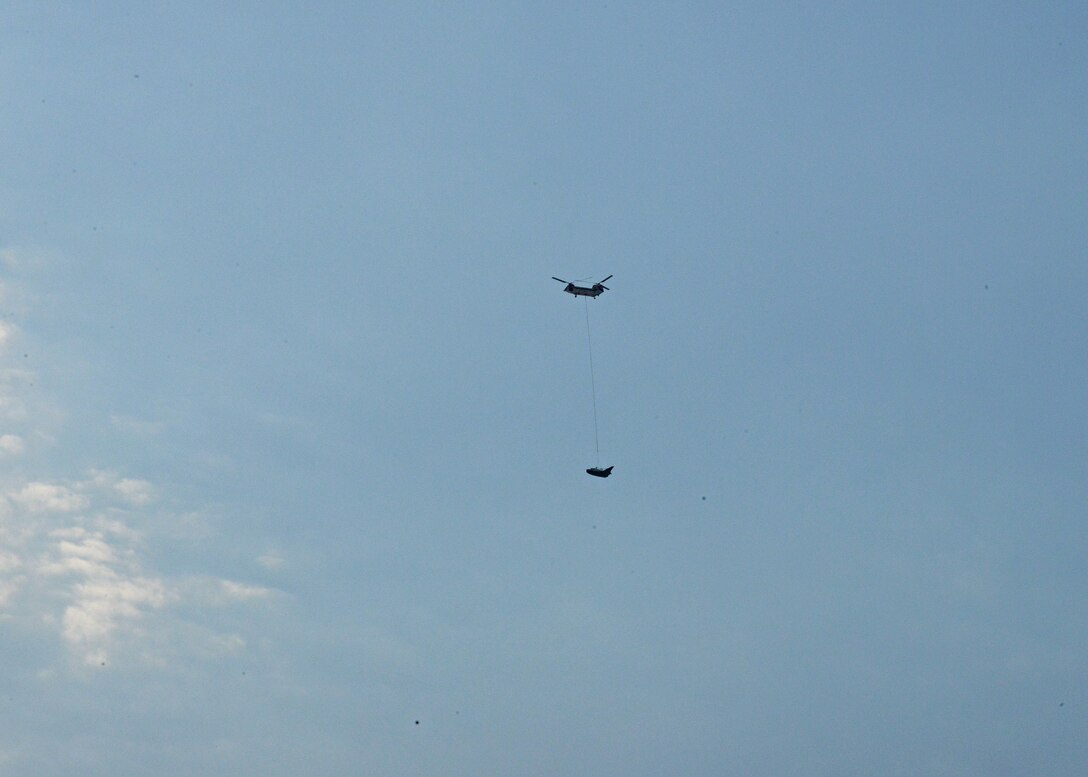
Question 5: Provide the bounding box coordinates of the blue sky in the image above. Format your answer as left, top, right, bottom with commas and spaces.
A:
2, 2, 1087, 774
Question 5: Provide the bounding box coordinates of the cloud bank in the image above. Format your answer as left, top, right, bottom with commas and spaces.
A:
0, 471, 277, 668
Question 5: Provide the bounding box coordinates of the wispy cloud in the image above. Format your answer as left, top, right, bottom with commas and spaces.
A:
84, 469, 156, 507
257, 550, 286, 570
1, 471, 280, 668
218, 579, 274, 602
0, 434, 23, 455
10, 481, 88, 513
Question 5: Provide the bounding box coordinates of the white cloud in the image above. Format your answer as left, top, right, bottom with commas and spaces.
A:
257, 550, 286, 570
0, 434, 23, 454
11, 482, 88, 513
81, 470, 156, 507
179, 577, 277, 607
114, 477, 155, 506
55, 534, 118, 564
218, 579, 273, 602
206, 633, 246, 654
63, 576, 169, 645
0, 473, 281, 668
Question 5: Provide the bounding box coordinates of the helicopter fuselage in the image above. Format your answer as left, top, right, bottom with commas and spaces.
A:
553, 275, 611, 298
563, 283, 606, 298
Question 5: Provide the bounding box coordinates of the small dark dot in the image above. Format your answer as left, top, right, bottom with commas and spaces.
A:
414, 720, 419, 725
702, 496, 706, 501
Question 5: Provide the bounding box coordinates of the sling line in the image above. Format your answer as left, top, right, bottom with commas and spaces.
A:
584, 296, 600, 466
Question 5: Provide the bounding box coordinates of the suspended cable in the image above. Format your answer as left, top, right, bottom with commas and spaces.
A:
584, 296, 600, 466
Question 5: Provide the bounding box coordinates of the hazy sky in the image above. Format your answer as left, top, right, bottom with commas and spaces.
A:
2, 3, 1086, 775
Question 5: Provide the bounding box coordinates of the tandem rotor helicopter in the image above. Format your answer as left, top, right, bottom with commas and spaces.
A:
551, 274, 612, 299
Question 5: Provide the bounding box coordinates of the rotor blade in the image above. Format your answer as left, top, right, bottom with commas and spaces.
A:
599, 285, 609, 290
599, 275, 613, 284
552, 277, 568, 283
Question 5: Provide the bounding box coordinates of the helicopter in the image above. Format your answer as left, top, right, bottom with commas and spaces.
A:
552, 275, 612, 298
